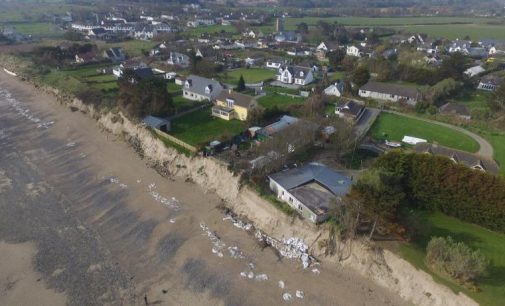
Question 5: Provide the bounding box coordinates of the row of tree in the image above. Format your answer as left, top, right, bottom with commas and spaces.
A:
350, 151, 505, 235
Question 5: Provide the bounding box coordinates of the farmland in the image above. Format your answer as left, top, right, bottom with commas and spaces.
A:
370, 112, 480, 152
396, 211, 505, 306
183, 24, 238, 37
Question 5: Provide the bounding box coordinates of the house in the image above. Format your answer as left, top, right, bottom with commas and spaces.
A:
268, 163, 353, 223
448, 40, 471, 54
211, 90, 258, 121
346, 45, 363, 57
359, 81, 420, 105
478, 75, 503, 91
335, 100, 365, 122
439, 103, 471, 120
266, 59, 287, 69
150, 42, 167, 56
316, 41, 339, 52
103, 47, 126, 62
464, 65, 486, 78
276, 66, 314, 86
183, 75, 224, 102
89, 27, 107, 38
75, 51, 98, 64
274, 31, 301, 43
323, 81, 344, 97
143, 115, 171, 132
167, 52, 190, 67
245, 56, 263, 66
415, 143, 499, 174
257, 115, 299, 138
113, 59, 147, 78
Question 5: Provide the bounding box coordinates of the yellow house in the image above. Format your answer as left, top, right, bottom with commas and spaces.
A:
212, 90, 257, 121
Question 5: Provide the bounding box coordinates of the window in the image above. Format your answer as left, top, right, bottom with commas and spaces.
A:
289, 197, 293, 203
298, 204, 302, 211
226, 98, 235, 108
281, 191, 284, 195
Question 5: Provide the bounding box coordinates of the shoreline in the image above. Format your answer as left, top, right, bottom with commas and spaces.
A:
0, 67, 478, 306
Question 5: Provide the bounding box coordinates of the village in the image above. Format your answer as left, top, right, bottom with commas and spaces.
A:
1, 2, 505, 305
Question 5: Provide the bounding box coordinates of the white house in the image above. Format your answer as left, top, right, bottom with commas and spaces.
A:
266, 59, 286, 69
276, 66, 314, 86
464, 66, 486, 78
359, 81, 420, 105
323, 81, 344, 97
346, 45, 362, 57
167, 52, 189, 67
268, 163, 353, 223
477, 75, 503, 91
182, 75, 224, 102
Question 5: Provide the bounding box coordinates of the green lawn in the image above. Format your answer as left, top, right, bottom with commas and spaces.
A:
451, 90, 493, 112
170, 107, 246, 147
397, 211, 505, 306
258, 93, 306, 110
370, 112, 480, 152
481, 132, 505, 175
219, 68, 276, 84
6, 22, 62, 37
391, 24, 505, 40
100, 40, 157, 57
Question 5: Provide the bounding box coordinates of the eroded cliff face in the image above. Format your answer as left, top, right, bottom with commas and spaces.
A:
8, 71, 478, 306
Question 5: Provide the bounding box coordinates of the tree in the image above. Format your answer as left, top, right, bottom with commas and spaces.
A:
425, 78, 460, 105
351, 66, 370, 88
439, 52, 467, 81
426, 236, 488, 285
327, 49, 346, 70
237, 75, 246, 92
296, 22, 309, 34
493, 83, 505, 111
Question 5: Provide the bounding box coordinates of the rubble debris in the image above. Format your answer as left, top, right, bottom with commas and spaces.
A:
169, 219, 176, 224
282, 293, 292, 301
223, 214, 253, 231
296, 290, 305, 299
255, 231, 316, 269
278, 280, 285, 289
247, 271, 255, 279
311, 268, 320, 275
255, 274, 268, 281
65, 142, 76, 147
240, 272, 247, 278
200, 223, 225, 258
228, 246, 246, 259
148, 183, 180, 210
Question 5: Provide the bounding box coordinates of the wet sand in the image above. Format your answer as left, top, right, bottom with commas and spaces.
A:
0, 70, 407, 306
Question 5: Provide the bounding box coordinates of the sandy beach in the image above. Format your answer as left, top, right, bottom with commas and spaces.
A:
0, 69, 407, 306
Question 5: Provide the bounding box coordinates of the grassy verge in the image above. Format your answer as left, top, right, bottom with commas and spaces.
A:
255, 186, 297, 216
370, 112, 480, 152
218, 68, 275, 84
258, 93, 306, 110
394, 211, 505, 306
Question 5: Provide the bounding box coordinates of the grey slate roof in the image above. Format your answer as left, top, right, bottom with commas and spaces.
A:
414, 143, 499, 174
336, 100, 364, 117
269, 162, 352, 197
257, 115, 298, 137
143, 115, 170, 130
184, 75, 225, 100
360, 81, 420, 100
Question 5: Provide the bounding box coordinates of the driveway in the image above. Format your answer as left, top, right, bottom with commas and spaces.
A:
353, 107, 381, 139
385, 110, 494, 158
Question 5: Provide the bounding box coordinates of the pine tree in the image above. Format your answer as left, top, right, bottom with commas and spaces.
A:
237, 75, 246, 92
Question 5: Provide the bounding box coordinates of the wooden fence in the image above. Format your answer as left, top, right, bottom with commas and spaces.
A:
154, 129, 198, 153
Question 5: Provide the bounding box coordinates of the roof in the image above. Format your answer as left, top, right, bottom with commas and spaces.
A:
480, 74, 503, 86
143, 115, 170, 129
269, 163, 352, 197
258, 115, 298, 137
184, 75, 224, 99
133, 67, 154, 79
336, 100, 364, 117
360, 81, 420, 100
414, 143, 499, 174
278, 66, 311, 79
439, 103, 470, 117
216, 90, 255, 108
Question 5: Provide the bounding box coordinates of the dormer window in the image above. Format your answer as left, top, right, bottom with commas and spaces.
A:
226, 98, 235, 108
185, 80, 192, 88
299, 71, 304, 77
205, 85, 213, 94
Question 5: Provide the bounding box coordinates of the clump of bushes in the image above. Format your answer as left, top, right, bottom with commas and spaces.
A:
426, 236, 488, 288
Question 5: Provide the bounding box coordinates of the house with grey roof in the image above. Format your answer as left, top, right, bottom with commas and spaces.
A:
335, 100, 365, 122
268, 163, 353, 223
415, 143, 499, 174
182, 75, 225, 102
276, 66, 314, 86
103, 47, 126, 62
256, 115, 299, 139
478, 75, 503, 91
359, 81, 420, 105
167, 51, 190, 67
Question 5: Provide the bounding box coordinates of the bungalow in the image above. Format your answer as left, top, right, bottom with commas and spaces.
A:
167, 52, 190, 67
335, 100, 365, 122
415, 143, 499, 174
266, 59, 287, 69
276, 66, 314, 86
103, 47, 126, 62
268, 163, 353, 223
75, 51, 98, 64
183, 75, 224, 102
439, 103, 471, 120
359, 81, 420, 105
323, 81, 344, 97
464, 65, 486, 78
212, 90, 258, 121
478, 75, 503, 91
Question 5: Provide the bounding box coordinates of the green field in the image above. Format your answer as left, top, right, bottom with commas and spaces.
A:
370, 112, 480, 152
184, 24, 238, 37
99, 40, 157, 57
170, 107, 246, 147
39, 64, 116, 93
481, 132, 505, 175
451, 89, 493, 112
219, 68, 276, 84
397, 211, 505, 306
391, 24, 505, 40
258, 93, 306, 110
5, 22, 63, 38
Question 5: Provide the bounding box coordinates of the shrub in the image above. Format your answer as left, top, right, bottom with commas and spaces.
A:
426, 236, 488, 285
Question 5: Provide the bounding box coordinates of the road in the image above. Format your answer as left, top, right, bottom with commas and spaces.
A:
0, 73, 407, 306
384, 110, 494, 158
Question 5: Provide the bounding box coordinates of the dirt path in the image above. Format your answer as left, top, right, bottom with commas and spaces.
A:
0, 71, 407, 305
385, 110, 494, 158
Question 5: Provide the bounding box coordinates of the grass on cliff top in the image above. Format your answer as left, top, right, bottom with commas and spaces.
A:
395, 211, 505, 306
